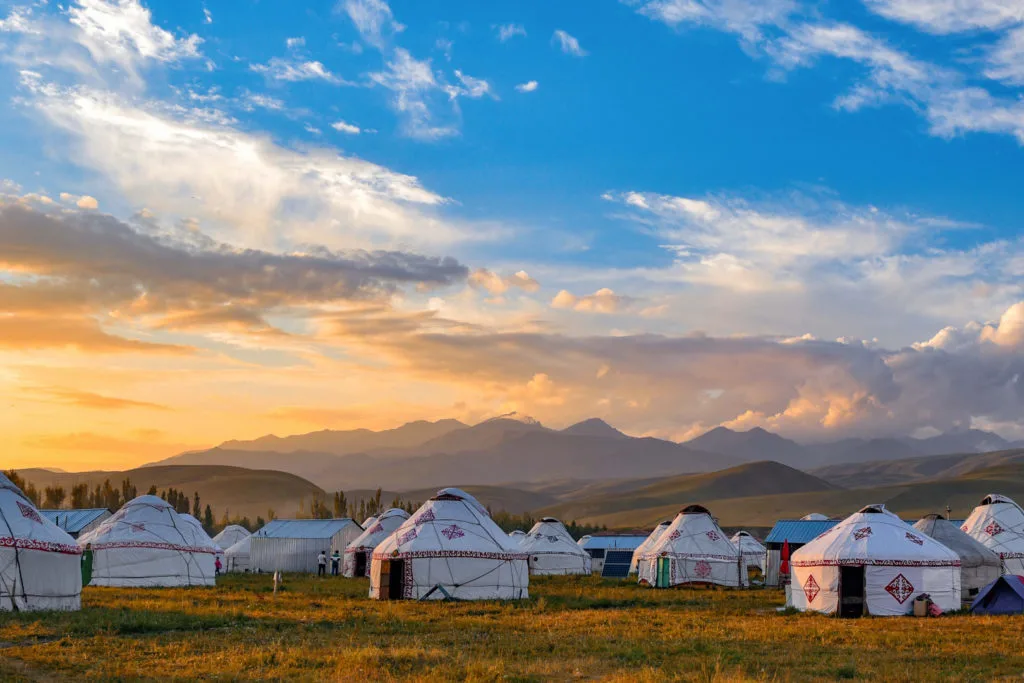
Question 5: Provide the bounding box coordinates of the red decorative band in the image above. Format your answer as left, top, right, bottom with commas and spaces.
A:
89, 541, 217, 555
0, 537, 82, 555
638, 552, 741, 561
372, 550, 530, 561
790, 559, 960, 567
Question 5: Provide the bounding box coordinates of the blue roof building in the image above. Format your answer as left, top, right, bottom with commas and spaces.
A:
39, 508, 111, 539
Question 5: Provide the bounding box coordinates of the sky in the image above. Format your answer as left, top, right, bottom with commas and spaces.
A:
1, 0, 1023, 471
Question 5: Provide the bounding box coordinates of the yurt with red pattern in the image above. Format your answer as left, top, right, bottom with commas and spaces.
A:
343, 508, 409, 578
0, 472, 82, 611
636, 505, 747, 588
960, 494, 1024, 575
370, 489, 528, 600
790, 504, 961, 617
78, 495, 218, 587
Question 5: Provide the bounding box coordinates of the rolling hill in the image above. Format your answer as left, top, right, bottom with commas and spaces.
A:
810, 447, 1024, 488
15, 465, 324, 522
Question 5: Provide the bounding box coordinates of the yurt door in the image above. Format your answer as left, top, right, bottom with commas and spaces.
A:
388, 560, 405, 599
839, 565, 865, 618
656, 558, 671, 588
355, 552, 368, 577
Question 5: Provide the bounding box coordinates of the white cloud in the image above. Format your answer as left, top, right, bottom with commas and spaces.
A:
435, 37, 453, 61
238, 91, 287, 112
58, 192, 99, 209
468, 268, 540, 295
69, 0, 202, 68
861, 0, 1024, 34
343, 0, 404, 49
984, 27, 1024, 86
552, 29, 588, 57
19, 79, 473, 251
445, 70, 494, 100
515, 80, 539, 93
331, 119, 365, 134
369, 48, 458, 140
286, 36, 306, 49
551, 288, 628, 314
497, 24, 526, 42
250, 58, 348, 84
203, 8, 212, 24
303, 123, 322, 135
633, 0, 796, 43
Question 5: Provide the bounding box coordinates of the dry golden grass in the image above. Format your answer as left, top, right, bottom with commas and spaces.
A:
0, 574, 1021, 681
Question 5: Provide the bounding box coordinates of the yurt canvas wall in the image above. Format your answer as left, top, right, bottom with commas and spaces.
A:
731, 531, 767, 574
249, 519, 362, 573
630, 522, 671, 574
961, 494, 1024, 575
343, 508, 410, 578
914, 514, 1001, 600
224, 535, 251, 573
0, 473, 83, 611
212, 525, 251, 552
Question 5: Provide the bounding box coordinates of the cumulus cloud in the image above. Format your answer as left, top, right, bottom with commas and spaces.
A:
552, 29, 588, 57
551, 288, 629, 314
468, 268, 540, 295
331, 119, 364, 134
515, 80, 539, 93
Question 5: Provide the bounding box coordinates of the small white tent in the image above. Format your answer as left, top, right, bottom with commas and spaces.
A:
731, 531, 767, 574
508, 530, 527, 543
630, 521, 671, 574
914, 513, 1001, 600
0, 473, 82, 611
791, 504, 961, 616
223, 535, 251, 573
961, 494, 1024, 575
637, 505, 747, 588
519, 518, 591, 575
79, 495, 218, 587
343, 508, 410, 578
213, 525, 251, 552
370, 489, 528, 600
801, 513, 830, 521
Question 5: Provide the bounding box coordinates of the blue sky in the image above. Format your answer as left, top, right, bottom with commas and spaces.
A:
1, 0, 1024, 466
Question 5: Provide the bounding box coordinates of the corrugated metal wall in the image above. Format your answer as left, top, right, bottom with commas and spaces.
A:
250, 527, 362, 573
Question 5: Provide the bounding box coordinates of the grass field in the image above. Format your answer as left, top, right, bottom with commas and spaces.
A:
1, 575, 1021, 681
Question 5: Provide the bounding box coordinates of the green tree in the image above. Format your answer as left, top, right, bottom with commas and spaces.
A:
147, 485, 158, 496
203, 504, 214, 533
192, 491, 201, 518
70, 483, 89, 509
42, 485, 67, 509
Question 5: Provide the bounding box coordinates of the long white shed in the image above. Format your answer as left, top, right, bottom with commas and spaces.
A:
249, 519, 362, 573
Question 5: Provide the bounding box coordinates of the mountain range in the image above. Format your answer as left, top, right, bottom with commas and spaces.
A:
146, 414, 1024, 493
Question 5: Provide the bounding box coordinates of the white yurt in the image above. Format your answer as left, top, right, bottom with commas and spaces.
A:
370, 489, 528, 600
630, 521, 671, 575
636, 505, 747, 588
731, 531, 767, 574
361, 516, 378, 530
0, 473, 82, 611
519, 518, 592, 575
508, 530, 527, 543
343, 508, 410, 578
790, 504, 961, 617
223, 535, 251, 573
961, 494, 1024, 574
801, 513, 830, 521
914, 513, 1001, 600
180, 514, 217, 549
79, 495, 218, 587
212, 525, 251, 552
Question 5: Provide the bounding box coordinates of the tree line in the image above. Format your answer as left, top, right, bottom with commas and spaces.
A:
295, 489, 421, 522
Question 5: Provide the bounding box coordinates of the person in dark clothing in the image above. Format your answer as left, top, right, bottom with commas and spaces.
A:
330, 550, 341, 576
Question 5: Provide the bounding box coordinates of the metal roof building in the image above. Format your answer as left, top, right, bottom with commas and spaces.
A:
578, 533, 649, 576
39, 508, 111, 539
250, 519, 363, 574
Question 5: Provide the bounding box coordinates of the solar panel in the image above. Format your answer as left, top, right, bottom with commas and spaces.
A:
600, 549, 634, 578
605, 550, 633, 564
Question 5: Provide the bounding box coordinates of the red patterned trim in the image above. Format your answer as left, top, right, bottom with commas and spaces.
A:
791, 559, 959, 567
0, 536, 82, 555
998, 552, 1024, 559
90, 541, 217, 555
373, 550, 530, 561
640, 552, 741, 562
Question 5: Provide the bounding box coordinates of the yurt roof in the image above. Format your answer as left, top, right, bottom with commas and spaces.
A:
914, 514, 1000, 568
346, 508, 410, 550
801, 513, 830, 521
520, 518, 586, 555
644, 505, 740, 560
212, 525, 251, 548
792, 504, 960, 567
435, 487, 490, 517
374, 493, 523, 559
0, 474, 81, 555
224, 535, 251, 556
79, 495, 216, 553
961, 493, 1024, 558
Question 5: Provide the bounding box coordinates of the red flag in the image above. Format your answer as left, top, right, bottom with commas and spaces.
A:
780, 539, 791, 575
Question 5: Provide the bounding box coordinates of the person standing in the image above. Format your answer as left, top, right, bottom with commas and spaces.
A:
215, 556, 222, 576
317, 550, 327, 577
330, 549, 341, 576
81, 543, 94, 588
